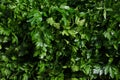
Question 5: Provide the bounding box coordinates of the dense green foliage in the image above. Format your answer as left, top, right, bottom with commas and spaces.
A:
0, 0, 120, 80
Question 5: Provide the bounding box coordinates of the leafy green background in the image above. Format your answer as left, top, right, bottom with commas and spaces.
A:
0, 0, 120, 80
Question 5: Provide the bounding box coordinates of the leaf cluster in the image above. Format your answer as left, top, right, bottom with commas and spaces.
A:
0, 0, 120, 80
